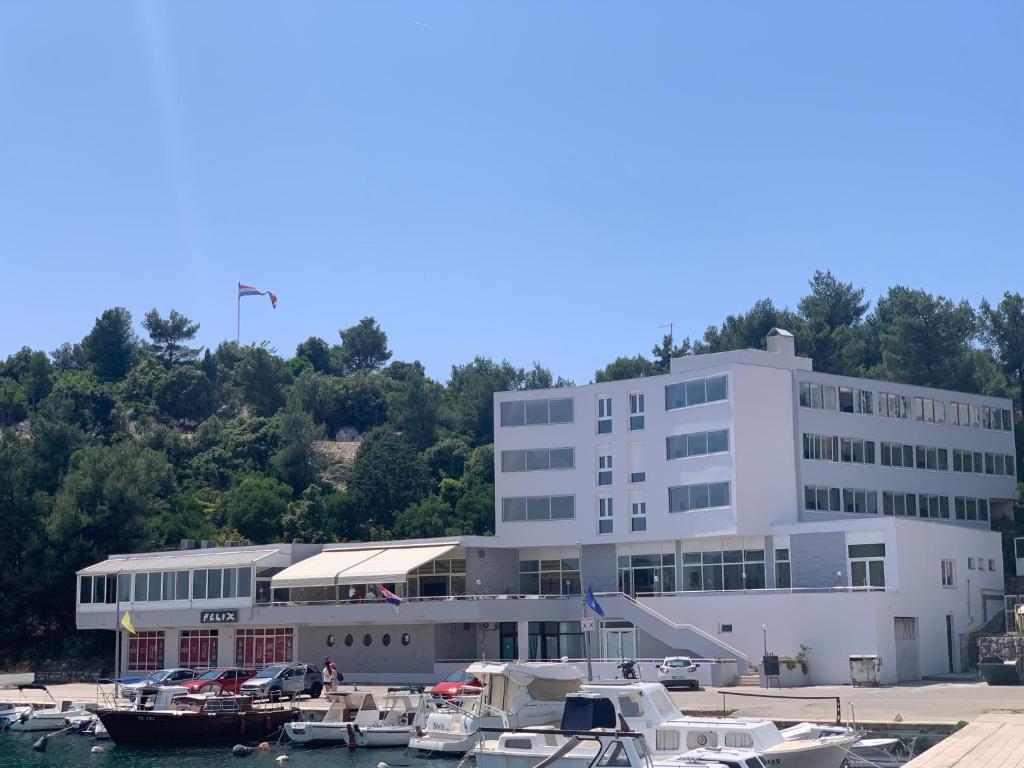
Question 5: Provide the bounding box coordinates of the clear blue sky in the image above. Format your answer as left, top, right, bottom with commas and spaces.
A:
1, 2, 1021, 384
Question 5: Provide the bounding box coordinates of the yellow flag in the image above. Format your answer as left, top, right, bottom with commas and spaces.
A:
120, 611, 137, 635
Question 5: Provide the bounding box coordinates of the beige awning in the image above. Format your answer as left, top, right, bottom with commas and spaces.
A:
270, 543, 457, 589
331, 544, 457, 585
78, 549, 280, 576
270, 549, 383, 589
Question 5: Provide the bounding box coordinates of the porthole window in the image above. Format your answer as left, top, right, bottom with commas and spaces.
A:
382, 633, 391, 647
326, 634, 336, 647
363, 633, 372, 647
401, 633, 411, 646
344, 634, 353, 647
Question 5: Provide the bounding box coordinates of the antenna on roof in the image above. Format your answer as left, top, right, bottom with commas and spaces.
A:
658, 323, 674, 338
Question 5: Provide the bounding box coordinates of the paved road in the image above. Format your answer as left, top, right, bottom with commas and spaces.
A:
10, 679, 1024, 726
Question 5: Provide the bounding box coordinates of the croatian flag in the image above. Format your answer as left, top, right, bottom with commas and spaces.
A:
238, 283, 278, 308
380, 585, 402, 609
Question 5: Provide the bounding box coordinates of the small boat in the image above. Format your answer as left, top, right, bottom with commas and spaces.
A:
474, 694, 747, 768
285, 687, 436, 747
780, 723, 916, 768
477, 684, 855, 768
97, 691, 299, 746
7, 685, 91, 732
409, 661, 584, 755
0, 700, 33, 730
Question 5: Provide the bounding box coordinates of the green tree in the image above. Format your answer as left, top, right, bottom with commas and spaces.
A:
81, 307, 141, 381
795, 271, 869, 374
1, 347, 54, 405
595, 355, 660, 383
444, 357, 547, 445
393, 495, 452, 539
295, 337, 335, 374
338, 317, 392, 374
652, 333, 692, 372
980, 292, 1024, 410
696, 298, 802, 353
335, 372, 388, 434
347, 427, 429, 534
0, 378, 28, 426
424, 436, 471, 481
271, 406, 324, 492
143, 309, 202, 366
234, 345, 290, 416
223, 475, 291, 543
383, 361, 442, 450
867, 287, 976, 389
155, 366, 215, 421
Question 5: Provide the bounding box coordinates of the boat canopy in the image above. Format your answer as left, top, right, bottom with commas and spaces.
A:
271, 543, 457, 589
78, 549, 280, 575
467, 662, 584, 684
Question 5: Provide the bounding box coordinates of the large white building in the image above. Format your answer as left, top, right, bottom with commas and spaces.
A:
76, 331, 1016, 685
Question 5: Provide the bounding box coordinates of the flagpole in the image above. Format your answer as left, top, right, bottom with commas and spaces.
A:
236, 283, 241, 343
577, 541, 593, 682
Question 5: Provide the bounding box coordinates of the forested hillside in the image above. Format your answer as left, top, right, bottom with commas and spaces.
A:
1, 271, 1021, 666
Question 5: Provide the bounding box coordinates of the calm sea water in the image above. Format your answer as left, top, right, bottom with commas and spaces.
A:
0, 731, 443, 768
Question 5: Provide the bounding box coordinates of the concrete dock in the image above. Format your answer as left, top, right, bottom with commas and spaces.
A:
900, 713, 1024, 768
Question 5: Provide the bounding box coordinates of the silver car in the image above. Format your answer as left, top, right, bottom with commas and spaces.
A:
239, 663, 323, 701
120, 668, 198, 701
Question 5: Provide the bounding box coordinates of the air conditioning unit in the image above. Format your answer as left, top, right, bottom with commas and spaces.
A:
200, 540, 215, 549
479, 623, 493, 631
179, 539, 196, 551
224, 540, 239, 548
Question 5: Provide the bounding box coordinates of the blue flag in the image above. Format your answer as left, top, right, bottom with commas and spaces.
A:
585, 586, 605, 617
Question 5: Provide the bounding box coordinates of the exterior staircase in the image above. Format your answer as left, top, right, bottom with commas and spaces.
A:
595, 593, 750, 672
732, 672, 761, 687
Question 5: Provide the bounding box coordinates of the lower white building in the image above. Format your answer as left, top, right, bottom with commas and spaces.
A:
76, 331, 1015, 685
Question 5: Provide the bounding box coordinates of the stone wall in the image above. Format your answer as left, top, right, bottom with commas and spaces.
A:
977, 634, 1024, 661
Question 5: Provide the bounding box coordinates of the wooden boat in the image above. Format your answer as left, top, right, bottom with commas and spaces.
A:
97, 692, 298, 746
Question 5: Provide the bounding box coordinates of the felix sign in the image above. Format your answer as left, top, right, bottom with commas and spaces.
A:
199, 610, 239, 624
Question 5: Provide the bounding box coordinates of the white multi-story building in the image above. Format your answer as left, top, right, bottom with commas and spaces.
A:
76, 330, 1016, 685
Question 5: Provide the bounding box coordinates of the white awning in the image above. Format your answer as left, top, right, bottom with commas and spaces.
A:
271, 543, 457, 589
331, 544, 456, 585
271, 549, 383, 589
78, 550, 279, 576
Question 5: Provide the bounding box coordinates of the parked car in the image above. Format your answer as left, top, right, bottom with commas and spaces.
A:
179, 667, 257, 695
239, 663, 323, 701
657, 656, 700, 689
120, 668, 199, 700
430, 667, 483, 698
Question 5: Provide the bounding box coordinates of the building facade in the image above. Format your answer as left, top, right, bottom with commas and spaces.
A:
76, 331, 1016, 684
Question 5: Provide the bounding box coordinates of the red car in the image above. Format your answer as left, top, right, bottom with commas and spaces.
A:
179, 668, 257, 695
431, 668, 483, 698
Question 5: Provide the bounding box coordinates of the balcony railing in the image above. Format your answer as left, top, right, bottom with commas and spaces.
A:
254, 592, 577, 608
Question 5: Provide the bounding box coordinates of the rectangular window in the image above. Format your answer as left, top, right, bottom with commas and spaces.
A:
117, 573, 132, 602
774, 547, 791, 589
79, 576, 93, 604
598, 454, 613, 486
598, 497, 613, 535
630, 472, 646, 483
804, 485, 842, 512
148, 571, 162, 601
502, 495, 575, 522
193, 570, 207, 599
502, 447, 575, 472
941, 560, 955, 587
668, 482, 730, 512
630, 501, 647, 532
208, 568, 222, 599
667, 429, 729, 460
629, 393, 645, 431
665, 375, 727, 411
500, 397, 574, 426
597, 396, 612, 434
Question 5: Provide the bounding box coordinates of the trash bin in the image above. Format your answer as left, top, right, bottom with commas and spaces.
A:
849, 655, 881, 687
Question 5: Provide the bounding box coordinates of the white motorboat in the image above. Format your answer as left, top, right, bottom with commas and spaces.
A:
780, 723, 915, 768
409, 661, 585, 755
0, 700, 33, 730
476, 684, 855, 768
474, 693, 748, 768
7, 685, 92, 732
285, 688, 436, 747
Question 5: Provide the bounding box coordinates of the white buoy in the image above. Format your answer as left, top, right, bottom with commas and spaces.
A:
379, 762, 391, 768
276, 756, 289, 764
259, 742, 272, 751
91, 746, 105, 753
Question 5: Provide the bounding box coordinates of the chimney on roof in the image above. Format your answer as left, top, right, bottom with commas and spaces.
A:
766, 328, 795, 356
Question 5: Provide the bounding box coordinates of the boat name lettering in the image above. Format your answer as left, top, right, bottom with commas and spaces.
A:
200, 610, 239, 624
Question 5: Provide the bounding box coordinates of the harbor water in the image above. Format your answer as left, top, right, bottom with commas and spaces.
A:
0, 732, 437, 768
